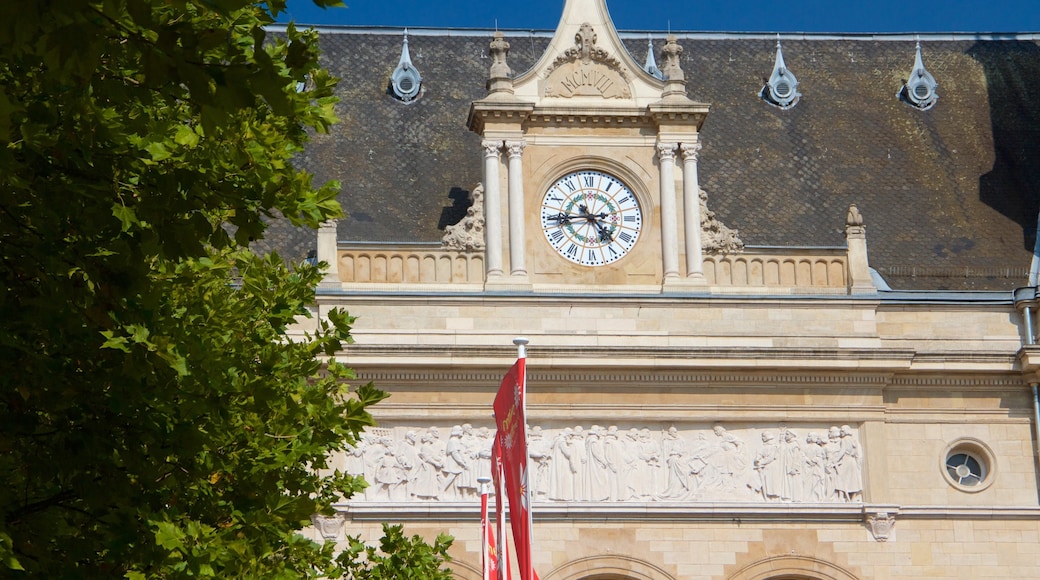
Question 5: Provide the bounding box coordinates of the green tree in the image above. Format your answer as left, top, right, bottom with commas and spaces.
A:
0, 0, 452, 576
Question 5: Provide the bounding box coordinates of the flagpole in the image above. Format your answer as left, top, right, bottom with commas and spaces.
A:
498, 459, 510, 580
478, 476, 491, 580
512, 337, 532, 580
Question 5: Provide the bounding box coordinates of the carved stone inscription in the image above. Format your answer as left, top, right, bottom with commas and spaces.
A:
334, 424, 863, 504
544, 62, 629, 99
540, 23, 632, 99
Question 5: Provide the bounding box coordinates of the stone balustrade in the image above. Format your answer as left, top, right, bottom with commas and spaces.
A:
334, 245, 850, 291
338, 245, 485, 285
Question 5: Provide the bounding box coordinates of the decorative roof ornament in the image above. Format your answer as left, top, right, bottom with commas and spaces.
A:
389, 29, 422, 102
900, 41, 938, 110
486, 31, 514, 96
761, 36, 800, 109
659, 35, 687, 100
644, 35, 663, 80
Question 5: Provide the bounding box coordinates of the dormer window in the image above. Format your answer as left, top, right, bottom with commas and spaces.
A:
761, 37, 800, 109
643, 35, 663, 80
900, 41, 938, 110
389, 30, 422, 102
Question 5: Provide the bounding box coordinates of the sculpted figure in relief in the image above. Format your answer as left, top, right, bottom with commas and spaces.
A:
780, 429, 805, 502
708, 425, 747, 490
602, 426, 623, 501
442, 426, 469, 500
835, 425, 863, 502
571, 426, 589, 500
374, 447, 407, 501
549, 428, 577, 501
396, 431, 421, 499
454, 424, 480, 500
752, 431, 782, 501
661, 426, 691, 500
413, 431, 444, 500
585, 426, 610, 501
528, 426, 552, 498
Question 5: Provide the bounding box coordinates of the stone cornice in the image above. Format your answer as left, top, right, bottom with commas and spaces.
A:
338, 501, 1040, 522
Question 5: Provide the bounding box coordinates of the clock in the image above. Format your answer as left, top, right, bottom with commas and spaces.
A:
540, 170, 642, 266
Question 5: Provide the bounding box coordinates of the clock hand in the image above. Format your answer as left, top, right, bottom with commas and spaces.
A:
593, 220, 614, 243
546, 212, 573, 225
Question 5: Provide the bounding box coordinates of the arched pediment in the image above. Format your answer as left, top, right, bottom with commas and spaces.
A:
728, 555, 860, 580
543, 554, 676, 580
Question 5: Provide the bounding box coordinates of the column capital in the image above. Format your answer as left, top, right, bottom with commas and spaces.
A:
504, 140, 526, 158
481, 139, 503, 158
656, 142, 678, 160
680, 141, 702, 161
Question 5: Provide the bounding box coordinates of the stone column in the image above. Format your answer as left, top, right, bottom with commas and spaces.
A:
657, 142, 680, 280
505, 140, 527, 277
680, 142, 705, 281
317, 219, 339, 286
482, 140, 504, 277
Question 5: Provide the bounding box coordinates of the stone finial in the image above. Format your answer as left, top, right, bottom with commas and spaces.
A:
487, 31, 514, 95
845, 203, 876, 294
660, 35, 687, 99
441, 183, 486, 251
846, 203, 864, 228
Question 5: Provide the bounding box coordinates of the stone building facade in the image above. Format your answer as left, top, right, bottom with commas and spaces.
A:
284, 0, 1040, 577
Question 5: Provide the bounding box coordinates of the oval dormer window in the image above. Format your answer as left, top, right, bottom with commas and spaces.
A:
389, 31, 423, 103
900, 42, 938, 110
760, 38, 800, 110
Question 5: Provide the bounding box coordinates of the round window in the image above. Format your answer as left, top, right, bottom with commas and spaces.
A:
941, 438, 996, 493
912, 81, 932, 100
774, 81, 792, 99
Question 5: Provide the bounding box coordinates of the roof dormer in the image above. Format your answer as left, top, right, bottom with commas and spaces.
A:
389, 30, 422, 103
900, 41, 938, 110
761, 37, 800, 110
644, 35, 663, 80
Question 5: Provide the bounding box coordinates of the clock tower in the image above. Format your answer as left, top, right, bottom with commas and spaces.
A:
468, 0, 711, 292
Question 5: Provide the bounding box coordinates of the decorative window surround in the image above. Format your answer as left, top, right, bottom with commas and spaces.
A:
761, 37, 800, 109
941, 437, 996, 492
900, 41, 938, 110
389, 30, 422, 102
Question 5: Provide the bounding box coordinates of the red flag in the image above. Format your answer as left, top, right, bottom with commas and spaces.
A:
492, 436, 511, 580
493, 359, 535, 580
481, 485, 498, 580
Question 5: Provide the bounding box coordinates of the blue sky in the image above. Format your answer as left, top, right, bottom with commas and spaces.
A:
277, 0, 1040, 32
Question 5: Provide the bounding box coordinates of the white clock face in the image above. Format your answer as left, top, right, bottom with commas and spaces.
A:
540, 170, 642, 267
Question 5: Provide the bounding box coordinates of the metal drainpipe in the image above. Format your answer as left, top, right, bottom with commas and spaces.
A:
1026, 306, 1035, 346
1033, 384, 1040, 469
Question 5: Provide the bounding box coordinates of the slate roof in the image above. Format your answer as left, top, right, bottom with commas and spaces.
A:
264, 26, 1040, 291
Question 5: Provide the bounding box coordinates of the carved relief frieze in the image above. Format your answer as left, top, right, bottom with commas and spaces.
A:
541, 23, 632, 99
334, 423, 864, 504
